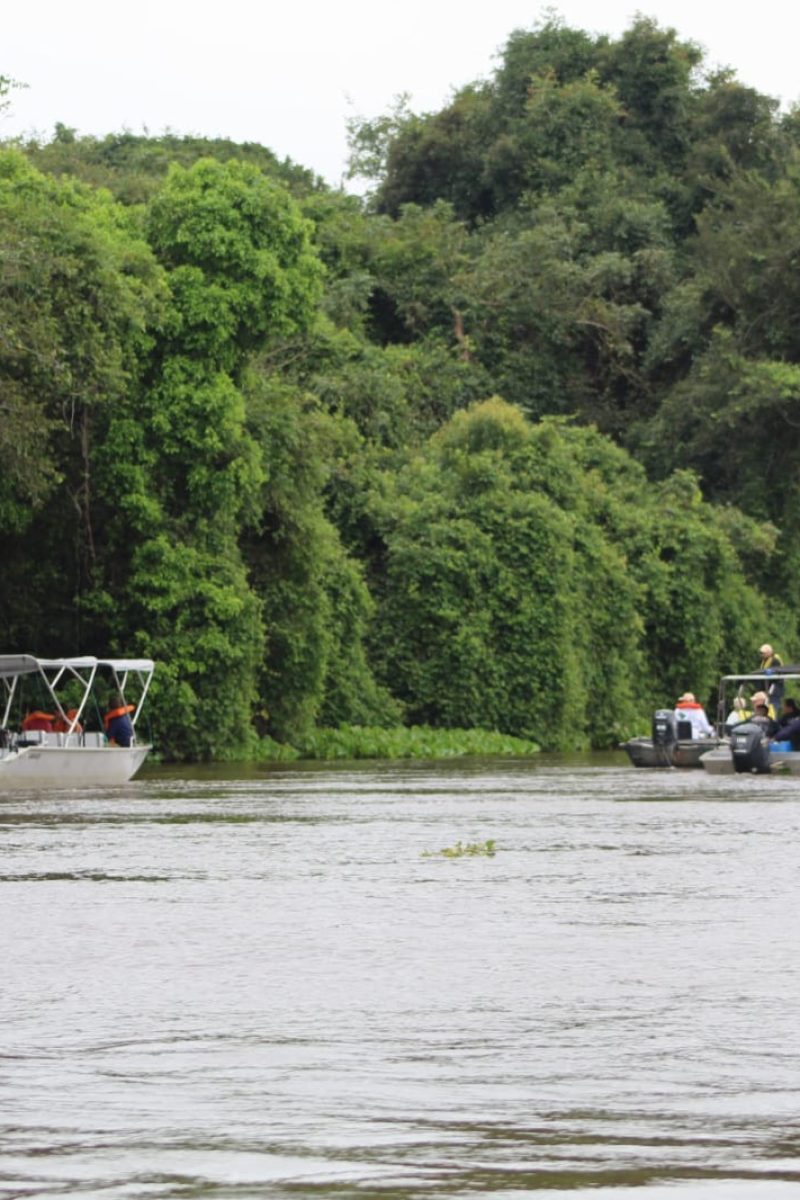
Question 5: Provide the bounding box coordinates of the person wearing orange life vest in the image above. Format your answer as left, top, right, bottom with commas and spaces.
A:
674, 692, 714, 739
104, 694, 135, 747
53, 709, 83, 734
21, 711, 56, 733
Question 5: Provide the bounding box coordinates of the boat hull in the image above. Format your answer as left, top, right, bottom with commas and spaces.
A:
0, 744, 150, 789
701, 746, 800, 776
622, 737, 722, 769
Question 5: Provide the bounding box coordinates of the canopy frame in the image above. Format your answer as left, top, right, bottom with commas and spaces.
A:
715, 672, 800, 733
0, 656, 154, 734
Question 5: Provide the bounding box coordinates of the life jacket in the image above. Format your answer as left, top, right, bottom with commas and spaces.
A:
22, 711, 56, 732
53, 709, 83, 734
675, 701, 704, 710
760, 654, 783, 671
103, 704, 134, 731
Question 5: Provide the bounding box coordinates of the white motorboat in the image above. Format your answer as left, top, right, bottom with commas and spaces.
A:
0, 655, 154, 788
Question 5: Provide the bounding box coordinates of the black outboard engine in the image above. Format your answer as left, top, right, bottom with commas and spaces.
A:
730, 722, 771, 774
652, 709, 678, 748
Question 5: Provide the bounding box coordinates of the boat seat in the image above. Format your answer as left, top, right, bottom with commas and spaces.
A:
676, 719, 694, 740
18, 730, 46, 746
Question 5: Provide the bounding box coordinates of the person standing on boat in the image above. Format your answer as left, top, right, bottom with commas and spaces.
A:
758, 643, 784, 717
104, 694, 135, 747
674, 692, 715, 738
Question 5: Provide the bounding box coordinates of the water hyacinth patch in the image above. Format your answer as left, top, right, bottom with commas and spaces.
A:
291, 726, 539, 761
422, 839, 497, 858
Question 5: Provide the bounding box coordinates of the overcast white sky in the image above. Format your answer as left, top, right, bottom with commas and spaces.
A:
4, 1, 800, 186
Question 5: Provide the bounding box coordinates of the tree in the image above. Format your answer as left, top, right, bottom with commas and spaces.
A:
242, 372, 399, 743
366, 401, 781, 745
89, 158, 324, 758
0, 149, 165, 638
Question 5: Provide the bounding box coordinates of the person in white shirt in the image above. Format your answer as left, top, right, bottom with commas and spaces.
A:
724, 696, 751, 732
674, 691, 715, 738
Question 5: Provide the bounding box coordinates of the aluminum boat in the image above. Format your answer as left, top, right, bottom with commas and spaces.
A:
700, 670, 800, 775
622, 736, 722, 769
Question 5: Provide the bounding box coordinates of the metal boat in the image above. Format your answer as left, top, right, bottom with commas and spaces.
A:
699, 670, 800, 775
622, 736, 722, 769
0, 655, 154, 788
700, 743, 800, 775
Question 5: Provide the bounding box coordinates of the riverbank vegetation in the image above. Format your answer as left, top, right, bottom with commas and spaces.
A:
223, 725, 539, 762
1, 16, 798, 759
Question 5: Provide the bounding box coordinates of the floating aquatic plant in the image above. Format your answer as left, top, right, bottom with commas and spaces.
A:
423, 839, 496, 859
290, 727, 539, 761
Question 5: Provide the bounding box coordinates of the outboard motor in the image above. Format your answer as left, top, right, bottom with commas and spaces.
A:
730, 722, 771, 774
652, 709, 678, 748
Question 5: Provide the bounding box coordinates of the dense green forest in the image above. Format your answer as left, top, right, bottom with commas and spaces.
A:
1, 16, 798, 759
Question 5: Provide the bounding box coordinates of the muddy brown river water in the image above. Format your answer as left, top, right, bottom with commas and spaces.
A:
1, 753, 799, 1197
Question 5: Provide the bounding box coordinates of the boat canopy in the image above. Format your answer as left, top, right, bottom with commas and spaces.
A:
0, 655, 154, 732
714, 671, 800, 734
0, 655, 41, 679
720, 672, 800, 683
0, 655, 154, 677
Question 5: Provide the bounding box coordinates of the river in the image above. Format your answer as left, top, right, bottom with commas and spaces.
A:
1, 754, 799, 1197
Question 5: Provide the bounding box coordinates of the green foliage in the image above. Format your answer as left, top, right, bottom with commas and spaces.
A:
362, 401, 782, 744
218, 733, 301, 763
0, 147, 166, 626
242, 373, 399, 743
147, 158, 323, 370
423, 840, 497, 858
364, 401, 632, 746
0, 150, 163, 521
358, 14, 712, 222
0, 149, 325, 760
115, 159, 323, 758
0, 76, 25, 117
22, 129, 319, 205
293, 725, 539, 760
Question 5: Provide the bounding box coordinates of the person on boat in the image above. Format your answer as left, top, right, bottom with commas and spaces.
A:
53, 708, 83, 734
21, 710, 56, 733
674, 692, 715, 738
772, 698, 800, 751
749, 692, 778, 736
759, 643, 783, 671
724, 696, 751, 732
104, 694, 135, 748
759, 643, 784, 716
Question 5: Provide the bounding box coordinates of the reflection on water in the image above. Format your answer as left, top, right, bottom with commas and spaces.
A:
1, 754, 800, 1197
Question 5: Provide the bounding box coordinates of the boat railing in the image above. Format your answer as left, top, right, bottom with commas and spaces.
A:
15, 730, 111, 749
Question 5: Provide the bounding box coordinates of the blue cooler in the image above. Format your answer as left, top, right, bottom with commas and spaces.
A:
770, 740, 792, 753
